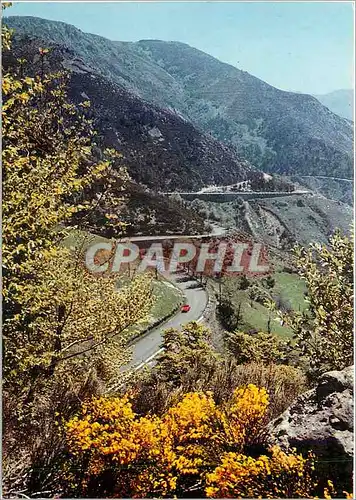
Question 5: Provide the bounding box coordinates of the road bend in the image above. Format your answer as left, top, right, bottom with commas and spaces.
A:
125, 271, 208, 371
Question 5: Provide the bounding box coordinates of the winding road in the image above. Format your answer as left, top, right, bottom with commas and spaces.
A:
126, 224, 228, 370
127, 271, 208, 371
110, 223, 225, 373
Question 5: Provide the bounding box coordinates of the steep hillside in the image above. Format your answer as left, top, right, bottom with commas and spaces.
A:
313, 89, 353, 121
289, 176, 353, 206
4, 15, 352, 244
136, 40, 353, 177
67, 71, 253, 191
3, 23, 254, 192
190, 194, 352, 249
5, 16, 353, 179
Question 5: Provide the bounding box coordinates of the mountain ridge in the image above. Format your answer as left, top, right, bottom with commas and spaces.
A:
5, 15, 354, 180
3, 15, 353, 245
3, 19, 257, 192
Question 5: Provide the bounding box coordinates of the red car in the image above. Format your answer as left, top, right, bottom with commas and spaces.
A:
181, 304, 191, 313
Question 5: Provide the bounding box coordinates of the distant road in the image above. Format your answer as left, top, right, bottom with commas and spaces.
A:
163, 190, 310, 203
164, 190, 310, 195
118, 224, 227, 242
296, 175, 353, 182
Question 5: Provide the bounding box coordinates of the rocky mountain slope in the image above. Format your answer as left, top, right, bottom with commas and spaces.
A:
313, 89, 353, 121
243, 194, 352, 247
4, 15, 353, 243
190, 193, 352, 249
5, 15, 354, 179
3, 29, 254, 192
290, 175, 353, 206
137, 40, 353, 178
67, 70, 253, 191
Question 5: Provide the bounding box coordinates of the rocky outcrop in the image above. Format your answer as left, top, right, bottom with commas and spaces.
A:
268, 365, 354, 492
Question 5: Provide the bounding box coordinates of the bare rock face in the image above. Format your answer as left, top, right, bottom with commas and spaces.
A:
268, 365, 354, 492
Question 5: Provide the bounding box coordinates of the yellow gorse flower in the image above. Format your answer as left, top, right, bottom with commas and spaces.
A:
65, 384, 338, 498
64, 386, 348, 498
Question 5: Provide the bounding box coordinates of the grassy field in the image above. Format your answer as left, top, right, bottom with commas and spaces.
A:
217, 271, 307, 339
274, 271, 307, 312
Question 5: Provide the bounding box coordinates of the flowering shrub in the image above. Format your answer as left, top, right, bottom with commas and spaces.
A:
223, 384, 269, 448
205, 446, 316, 498
63, 384, 338, 498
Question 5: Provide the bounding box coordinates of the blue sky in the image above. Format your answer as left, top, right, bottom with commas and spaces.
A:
6, 1, 355, 94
